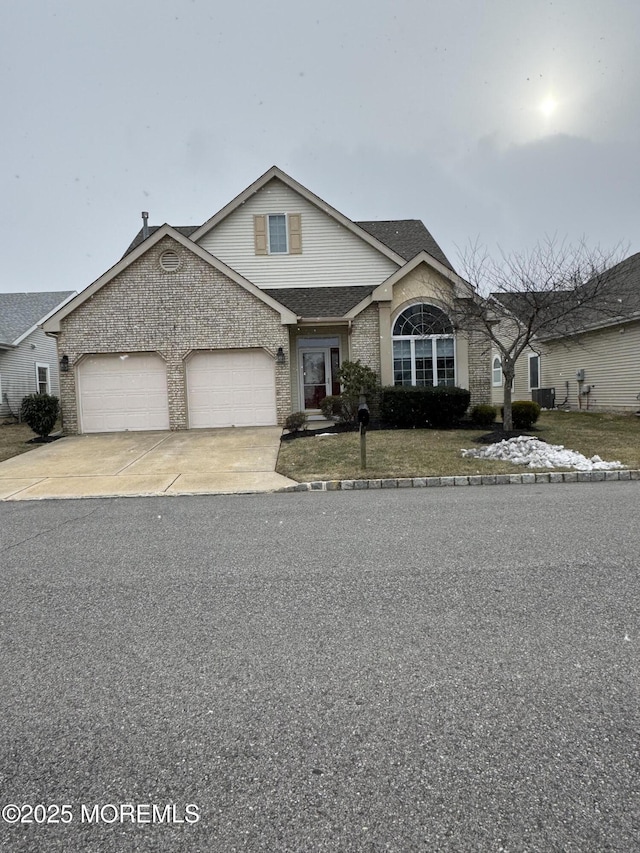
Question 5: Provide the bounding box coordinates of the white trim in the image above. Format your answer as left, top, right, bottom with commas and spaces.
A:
369, 251, 475, 305
528, 352, 541, 390
392, 335, 457, 387
298, 343, 341, 413
267, 213, 288, 255
35, 362, 51, 394
492, 353, 503, 387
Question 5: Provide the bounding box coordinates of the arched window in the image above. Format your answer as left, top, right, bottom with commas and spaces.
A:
392, 304, 455, 387
492, 354, 503, 386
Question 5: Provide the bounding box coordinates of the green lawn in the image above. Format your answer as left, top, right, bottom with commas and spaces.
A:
276, 411, 640, 482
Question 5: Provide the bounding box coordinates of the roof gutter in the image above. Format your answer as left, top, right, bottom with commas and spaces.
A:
296, 317, 353, 326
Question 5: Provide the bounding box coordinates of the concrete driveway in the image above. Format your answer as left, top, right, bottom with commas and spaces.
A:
0, 427, 296, 500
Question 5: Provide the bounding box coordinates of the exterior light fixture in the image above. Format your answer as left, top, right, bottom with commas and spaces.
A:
276, 346, 285, 365
60, 355, 69, 373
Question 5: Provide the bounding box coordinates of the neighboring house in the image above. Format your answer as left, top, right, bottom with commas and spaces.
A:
0, 291, 75, 420
490, 252, 640, 412
43, 166, 491, 434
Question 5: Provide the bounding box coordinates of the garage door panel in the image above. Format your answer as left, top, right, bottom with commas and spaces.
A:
186, 349, 277, 428
78, 354, 170, 433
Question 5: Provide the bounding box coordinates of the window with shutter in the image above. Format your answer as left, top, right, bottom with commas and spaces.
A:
267, 214, 287, 254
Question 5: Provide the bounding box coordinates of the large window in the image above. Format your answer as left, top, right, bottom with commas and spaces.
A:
492, 354, 502, 386
392, 304, 455, 387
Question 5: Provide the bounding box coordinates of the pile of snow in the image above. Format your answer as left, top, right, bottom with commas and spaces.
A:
461, 436, 624, 471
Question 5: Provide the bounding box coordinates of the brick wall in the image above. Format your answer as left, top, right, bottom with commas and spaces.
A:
350, 304, 381, 374
58, 237, 290, 432
467, 329, 492, 406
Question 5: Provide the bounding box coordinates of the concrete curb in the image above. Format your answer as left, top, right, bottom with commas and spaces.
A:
283, 469, 640, 492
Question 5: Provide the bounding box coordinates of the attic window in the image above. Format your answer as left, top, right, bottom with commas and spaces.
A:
268, 214, 288, 254
160, 250, 180, 271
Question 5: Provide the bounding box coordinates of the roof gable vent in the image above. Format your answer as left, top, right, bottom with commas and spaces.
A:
160, 250, 180, 271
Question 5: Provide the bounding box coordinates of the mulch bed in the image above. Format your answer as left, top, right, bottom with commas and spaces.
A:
281, 423, 543, 445
281, 425, 353, 442
473, 428, 543, 445
26, 434, 63, 444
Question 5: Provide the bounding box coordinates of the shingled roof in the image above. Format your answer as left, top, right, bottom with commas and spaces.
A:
356, 220, 454, 269
123, 225, 199, 256
493, 251, 640, 340
266, 286, 376, 318
0, 291, 74, 347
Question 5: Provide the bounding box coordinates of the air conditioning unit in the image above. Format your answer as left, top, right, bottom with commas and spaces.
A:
532, 387, 556, 409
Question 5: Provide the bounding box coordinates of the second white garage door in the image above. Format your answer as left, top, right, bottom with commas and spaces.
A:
186, 349, 277, 428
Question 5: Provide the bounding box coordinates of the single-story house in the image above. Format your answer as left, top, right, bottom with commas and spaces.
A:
490, 252, 640, 412
43, 166, 491, 434
0, 291, 75, 419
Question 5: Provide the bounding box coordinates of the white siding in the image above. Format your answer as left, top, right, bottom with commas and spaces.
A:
197, 178, 399, 290
0, 328, 61, 418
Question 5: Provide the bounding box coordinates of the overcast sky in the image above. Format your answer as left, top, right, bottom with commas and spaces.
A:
2, 0, 639, 294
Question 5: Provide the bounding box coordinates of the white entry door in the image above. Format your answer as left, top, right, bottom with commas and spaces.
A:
299, 345, 340, 411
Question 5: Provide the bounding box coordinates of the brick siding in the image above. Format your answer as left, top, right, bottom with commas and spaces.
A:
350, 304, 381, 373
58, 237, 290, 433
467, 329, 492, 406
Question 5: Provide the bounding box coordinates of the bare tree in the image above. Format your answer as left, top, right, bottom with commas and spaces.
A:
453, 237, 629, 430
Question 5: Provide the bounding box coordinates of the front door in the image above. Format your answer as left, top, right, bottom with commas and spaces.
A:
299, 346, 341, 412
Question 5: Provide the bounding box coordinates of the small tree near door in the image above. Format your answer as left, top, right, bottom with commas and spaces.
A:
320, 360, 379, 425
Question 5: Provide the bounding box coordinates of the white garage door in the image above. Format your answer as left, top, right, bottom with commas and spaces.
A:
78, 353, 170, 433
187, 349, 277, 428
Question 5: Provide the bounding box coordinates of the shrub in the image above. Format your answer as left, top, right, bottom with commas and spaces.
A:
380, 386, 470, 429
426, 386, 471, 428
319, 361, 380, 426
501, 400, 541, 430
319, 395, 345, 421
471, 404, 497, 428
284, 411, 307, 433
20, 393, 60, 439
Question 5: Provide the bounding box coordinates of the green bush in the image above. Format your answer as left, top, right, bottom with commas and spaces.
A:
501, 400, 541, 430
284, 411, 307, 433
471, 404, 497, 428
380, 386, 470, 429
20, 393, 60, 439
319, 395, 345, 421
318, 361, 380, 426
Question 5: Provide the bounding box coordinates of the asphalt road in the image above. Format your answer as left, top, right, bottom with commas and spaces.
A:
1, 483, 639, 852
